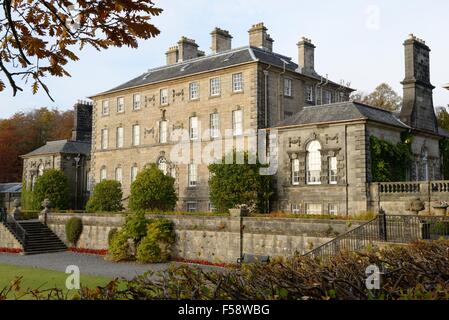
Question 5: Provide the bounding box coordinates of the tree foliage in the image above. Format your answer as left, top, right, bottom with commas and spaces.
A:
0, 108, 74, 183
370, 135, 412, 182
32, 168, 69, 209
0, 0, 162, 99
128, 164, 177, 212
437, 107, 449, 179
85, 180, 123, 212
351, 83, 402, 112
208, 151, 274, 214
136, 219, 175, 263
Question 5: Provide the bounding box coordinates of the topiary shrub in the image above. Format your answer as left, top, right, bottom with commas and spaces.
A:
107, 230, 132, 262
123, 212, 149, 244
33, 169, 69, 210
128, 164, 177, 212
136, 219, 176, 263
108, 228, 118, 246
86, 180, 123, 213
66, 217, 83, 247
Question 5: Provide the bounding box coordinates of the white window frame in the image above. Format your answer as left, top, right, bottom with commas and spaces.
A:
329, 156, 338, 185
101, 128, 109, 150
210, 77, 221, 96
188, 163, 198, 187
324, 90, 332, 104
160, 88, 169, 105
159, 120, 168, 144
306, 86, 313, 102
328, 203, 338, 216
102, 100, 110, 115
284, 78, 292, 97
291, 204, 300, 214
158, 157, 168, 175
189, 82, 200, 100
210, 113, 220, 139
133, 94, 141, 110
131, 166, 138, 183
100, 167, 107, 182
132, 124, 140, 146
292, 159, 300, 185
190, 116, 199, 140
115, 167, 123, 185
306, 203, 322, 215
306, 141, 322, 185
187, 201, 197, 213
117, 97, 125, 113
232, 73, 243, 93
232, 109, 243, 136
116, 127, 124, 149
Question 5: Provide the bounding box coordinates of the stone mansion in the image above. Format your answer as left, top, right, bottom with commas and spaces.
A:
23, 23, 448, 215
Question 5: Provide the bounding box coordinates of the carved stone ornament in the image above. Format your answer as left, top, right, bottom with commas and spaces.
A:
288, 137, 301, 148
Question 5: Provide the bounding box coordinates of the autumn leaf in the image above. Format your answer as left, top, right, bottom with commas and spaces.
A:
32, 81, 39, 94
0, 80, 5, 92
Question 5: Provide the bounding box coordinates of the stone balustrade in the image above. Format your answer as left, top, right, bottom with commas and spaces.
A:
379, 182, 421, 194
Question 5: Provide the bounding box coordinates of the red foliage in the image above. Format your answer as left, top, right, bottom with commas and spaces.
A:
68, 247, 108, 256
0, 247, 23, 254
174, 258, 233, 268
0, 108, 74, 182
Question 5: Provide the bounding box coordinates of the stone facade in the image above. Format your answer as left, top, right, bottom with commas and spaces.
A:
0, 223, 23, 251
89, 23, 352, 212
43, 213, 360, 263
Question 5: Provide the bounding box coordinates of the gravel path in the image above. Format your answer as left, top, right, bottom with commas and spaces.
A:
0, 252, 205, 280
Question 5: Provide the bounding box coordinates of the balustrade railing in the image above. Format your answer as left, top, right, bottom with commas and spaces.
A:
379, 182, 421, 194
0, 207, 27, 246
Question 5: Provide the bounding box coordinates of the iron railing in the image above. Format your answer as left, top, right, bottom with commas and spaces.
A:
305, 212, 449, 259
0, 207, 27, 246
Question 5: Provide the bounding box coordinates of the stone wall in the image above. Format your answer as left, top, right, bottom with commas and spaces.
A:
0, 224, 23, 250
43, 213, 361, 263
369, 181, 449, 215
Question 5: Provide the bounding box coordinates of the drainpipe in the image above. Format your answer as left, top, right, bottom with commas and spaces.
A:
278, 62, 287, 122
321, 74, 329, 103
263, 65, 271, 128
345, 125, 349, 216
315, 76, 324, 105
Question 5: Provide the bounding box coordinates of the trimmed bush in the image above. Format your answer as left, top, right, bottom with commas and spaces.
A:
108, 231, 132, 262
124, 212, 149, 243
108, 228, 118, 246
128, 164, 177, 212
66, 217, 83, 247
136, 219, 175, 263
86, 180, 123, 212
33, 169, 69, 210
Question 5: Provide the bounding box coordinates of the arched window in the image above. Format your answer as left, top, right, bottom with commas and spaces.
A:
100, 166, 107, 182
158, 157, 168, 175
115, 167, 123, 185
306, 141, 321, 185
422, 149, 429, 181
37, 164, 44, 177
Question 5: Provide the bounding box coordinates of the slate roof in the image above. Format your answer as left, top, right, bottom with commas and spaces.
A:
438, 127, 449, 138
21, 140, 91, 158
93, 46, 351, 97
0, 183, 21, 193
275, 101, 410, 129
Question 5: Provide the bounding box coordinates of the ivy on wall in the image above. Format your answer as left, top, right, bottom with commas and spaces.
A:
369, 135, 412, 182
440, 138, 449, 180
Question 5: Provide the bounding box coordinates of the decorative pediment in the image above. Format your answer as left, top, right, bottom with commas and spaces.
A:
325, 133, 339, 145
288, 137, 301, 148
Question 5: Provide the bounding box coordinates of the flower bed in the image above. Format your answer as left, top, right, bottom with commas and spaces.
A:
0, 248, 23, 254
68, 247, 108, 256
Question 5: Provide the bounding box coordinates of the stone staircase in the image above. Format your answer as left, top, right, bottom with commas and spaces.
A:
5, 220, 67, 255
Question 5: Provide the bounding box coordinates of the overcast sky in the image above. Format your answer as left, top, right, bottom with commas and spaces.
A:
1, 0, 448, 119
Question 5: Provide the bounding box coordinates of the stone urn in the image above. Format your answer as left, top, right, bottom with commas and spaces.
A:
229, 205, 249, 218
407, 198, 425, 215
41, 198, 52, 225
12, 199, 22, 220
432, 203, 448, 216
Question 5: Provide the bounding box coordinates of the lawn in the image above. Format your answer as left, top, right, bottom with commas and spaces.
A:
0, 263, 115, 300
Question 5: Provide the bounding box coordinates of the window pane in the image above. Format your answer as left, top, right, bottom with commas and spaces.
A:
233, 73, 243, 92
100, 168, 107, 181
190, 82, 199, 100
189, 164, 197, 187
292, 159, 300, 185
307, 141, 321, 184
210, 113, 219, 138
117, 97, 125, 113
133, 125, 140, 146
160, 121, 168, 143
102, 101, 109, 115
284, 79, 292, 96
115, 168, 123, 184
101, 129, 108, 150
131, 166, 138, 183
233, 110, 243, 136
160, 89, 168, 105
210, 77, 220, 96
133, 94, 141, 110
306, 203, 322, 215
190, 117, 198, 140
116, 127, 124, 148
329, 157, 338, 184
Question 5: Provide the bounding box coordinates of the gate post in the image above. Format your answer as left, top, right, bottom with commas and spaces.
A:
378, 208, 387, 241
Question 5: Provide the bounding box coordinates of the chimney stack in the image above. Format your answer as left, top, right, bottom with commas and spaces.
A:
72, 100, 93, 143
211, 28, 233, 53
178, 37, 199, 62
297, 37, 316, 75
248, 23, 274, 52
400, 34, 437, 132
165, 46, 179, 65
